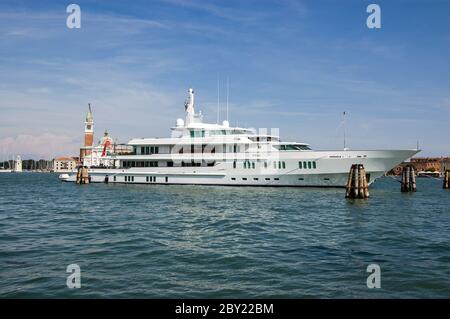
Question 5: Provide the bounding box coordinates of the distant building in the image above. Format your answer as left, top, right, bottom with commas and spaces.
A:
410, 157, 441, 173
440, 158, 450, 174
80, 103, 94, 161
53, 157, 77, 172
13, 155, 22, 172
82, 130, 116, 167
78, 104, 132, 168
388, 162, 406, 176
389, 157, 450, 176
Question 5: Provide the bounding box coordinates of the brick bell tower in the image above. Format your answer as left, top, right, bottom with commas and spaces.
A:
80, 103, 94, 160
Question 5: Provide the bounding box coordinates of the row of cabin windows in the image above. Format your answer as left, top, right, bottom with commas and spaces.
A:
243, 161, 256, 169
123, 176, 169, 183
123, 161, 158, 168
299, 161, 317, 169
178, 145, 240, 153
138, 144, 244, 154
179, 145, 215, 154
274, 161, 286, 169
189, 129, 249, 137
139, 146, 159, 155
233, 161, 287, 169
123, 161, 215, 168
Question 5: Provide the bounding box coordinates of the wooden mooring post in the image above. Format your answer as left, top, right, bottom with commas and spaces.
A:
345, 164, 369, 199
76, 166, 90, 184
444, 170, 450, 189
401, 164, 416, 192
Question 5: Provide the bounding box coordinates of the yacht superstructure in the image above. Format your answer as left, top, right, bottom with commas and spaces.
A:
61, 88, 419, 187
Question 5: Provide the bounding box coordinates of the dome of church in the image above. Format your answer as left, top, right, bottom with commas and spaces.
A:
99, 130, 114, 147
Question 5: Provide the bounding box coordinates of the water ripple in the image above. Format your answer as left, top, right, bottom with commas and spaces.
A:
1, 173, 450, 298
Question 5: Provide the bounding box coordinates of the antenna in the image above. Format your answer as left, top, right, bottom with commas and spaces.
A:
217, 74, 220, 124
226, 76, 229, 121
343, 111, 347, 150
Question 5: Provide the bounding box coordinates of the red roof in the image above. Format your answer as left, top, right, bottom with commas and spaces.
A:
55, 157, 76, 161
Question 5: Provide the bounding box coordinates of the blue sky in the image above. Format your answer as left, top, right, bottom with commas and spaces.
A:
0, 0, 449, 159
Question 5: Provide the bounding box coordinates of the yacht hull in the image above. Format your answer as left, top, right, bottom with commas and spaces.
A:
61, 149, 418, 187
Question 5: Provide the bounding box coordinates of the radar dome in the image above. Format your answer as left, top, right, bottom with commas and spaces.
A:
222, 120, 230, 127
176, 118, 184, 127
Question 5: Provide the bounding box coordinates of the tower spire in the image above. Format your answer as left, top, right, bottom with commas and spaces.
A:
86, 103, 93, 122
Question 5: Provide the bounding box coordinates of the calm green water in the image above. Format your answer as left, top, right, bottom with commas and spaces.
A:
0, 173, 449, 298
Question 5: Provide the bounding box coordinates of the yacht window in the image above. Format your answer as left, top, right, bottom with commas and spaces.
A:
308, 162, 312, 169
274, 178, 279, 181
264, 162, 268, 168
282, 162, 286, 169
299, 162, 302, 169
233, 161, 236, 169
279, 144, 312, 151
265, 178, 270, 181
278, 162, 281, 169
231, 177, 236, 181
154, 147, 159, 154
252, 162, 255, 169
313, 162, 317, 169
190, 130, 205, 138
253, 178, 258, 181
242, 178, 247, 181
303, 161, 307, 169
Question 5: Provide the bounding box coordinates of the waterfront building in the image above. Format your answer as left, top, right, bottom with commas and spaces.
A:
410, 157, 441, 173
389, 157, 450, 176
82, 130, 116, 167
53, 157, 77, 172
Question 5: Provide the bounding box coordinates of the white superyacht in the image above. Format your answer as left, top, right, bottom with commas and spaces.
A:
61, 88, 419, 187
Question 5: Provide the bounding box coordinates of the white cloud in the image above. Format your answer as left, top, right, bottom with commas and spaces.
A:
0, 133, 80, 159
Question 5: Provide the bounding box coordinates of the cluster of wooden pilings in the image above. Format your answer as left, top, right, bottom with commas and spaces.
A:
345, 164, 369, 199
401, 164, 416, 192
444, 170, 450, 189
76, 167, 90, 184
